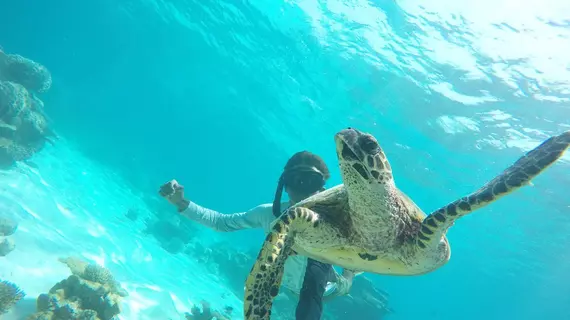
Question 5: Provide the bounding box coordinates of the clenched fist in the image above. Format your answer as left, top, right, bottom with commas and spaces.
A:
159, 179, 190, 212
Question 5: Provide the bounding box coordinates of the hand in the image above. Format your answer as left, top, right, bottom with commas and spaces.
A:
322, 268, 356, 302
335, 269, 354, 296
343, 269, 356, 287
159, 179, 189, 212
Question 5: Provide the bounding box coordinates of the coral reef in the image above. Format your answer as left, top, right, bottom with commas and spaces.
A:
143, 216, 197, 254
184, 240, 393, 319
184, 241, 255, 297
0, 237, 15, 256
26, 257, 127, 320
58, 256, 128, 298
0, 217, 18, 256
0, 47, 55, 167
323, 275, 393, 320
0, 217, 18, 236
0, 50, 52, 93
0, 279, 25, 315
184, 300, 231, 320
125, 208, 139, 221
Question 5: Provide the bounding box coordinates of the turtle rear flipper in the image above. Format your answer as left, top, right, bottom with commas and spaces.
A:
244, 207, 320, 320
416, 130, 570, 249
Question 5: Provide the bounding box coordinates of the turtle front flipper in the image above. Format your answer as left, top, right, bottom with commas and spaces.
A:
244, 207, 320, 320
416, 130, 570, 250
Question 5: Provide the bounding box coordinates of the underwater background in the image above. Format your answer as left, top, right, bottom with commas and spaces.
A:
1, 0, 570, 319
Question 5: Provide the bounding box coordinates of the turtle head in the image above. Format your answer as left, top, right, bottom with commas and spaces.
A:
335, 128, 394, 196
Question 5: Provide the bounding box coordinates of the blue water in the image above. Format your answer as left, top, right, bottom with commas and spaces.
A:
1, 0, 570, 319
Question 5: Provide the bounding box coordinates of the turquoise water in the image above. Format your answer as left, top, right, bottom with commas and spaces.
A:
1, 0, 570, 319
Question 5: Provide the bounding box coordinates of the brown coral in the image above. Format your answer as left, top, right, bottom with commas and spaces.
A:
0, 48, 54, 168
27, 257, 128, 320
0, 80, 51, 167
0, 53, 52, 93
58, 256, 128, 297
58, 256, 88, 276
28, 275, 121, 320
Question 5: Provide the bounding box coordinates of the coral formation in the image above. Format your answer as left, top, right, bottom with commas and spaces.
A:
0, 50, 52, 93
125, 208, 139, 221
0, 47, 55, 167
58, 256, 128, 297
184, 240, 393, 319
323, 275, 393, 319
143, 216, 197, 254
184, 300, 231, 320
26, 257, 127, 320
0, 217, 18, 236
0, 237, 15, 256
185, 241, 259, 297
0, 217, 18, 256
0, 279, 25, 315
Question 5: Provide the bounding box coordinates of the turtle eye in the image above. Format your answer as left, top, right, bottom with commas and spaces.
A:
359, 135, 379, 154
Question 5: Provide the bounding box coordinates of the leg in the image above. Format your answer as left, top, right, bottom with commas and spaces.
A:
295, 259, 333, 320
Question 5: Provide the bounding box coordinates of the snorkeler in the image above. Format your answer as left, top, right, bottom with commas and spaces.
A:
160, 151, 356, 320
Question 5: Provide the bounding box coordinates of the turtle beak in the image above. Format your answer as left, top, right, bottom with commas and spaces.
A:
335, 128, 360, 161
335, 127, 359, 145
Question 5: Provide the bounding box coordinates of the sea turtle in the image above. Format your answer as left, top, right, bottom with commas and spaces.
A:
244, 127, 570, 319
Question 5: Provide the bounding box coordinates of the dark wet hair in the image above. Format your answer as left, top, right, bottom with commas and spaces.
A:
272, 151, 330, 217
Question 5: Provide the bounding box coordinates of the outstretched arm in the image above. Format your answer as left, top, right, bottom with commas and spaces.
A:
159, 179, 274, 232
181, 200, 271, 232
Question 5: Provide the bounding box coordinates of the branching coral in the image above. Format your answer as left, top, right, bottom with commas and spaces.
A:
0, 279, 25, 315
82, 263, 116, 285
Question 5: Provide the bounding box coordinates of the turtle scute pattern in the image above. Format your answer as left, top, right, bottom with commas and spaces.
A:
244, 207, 319, 320
415, 130, 570, 250
243, 128, 570, 320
